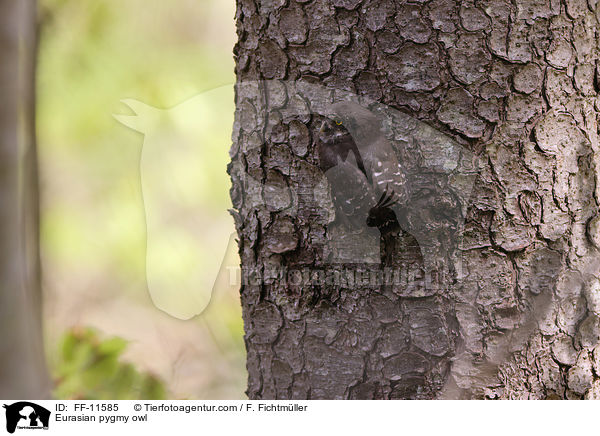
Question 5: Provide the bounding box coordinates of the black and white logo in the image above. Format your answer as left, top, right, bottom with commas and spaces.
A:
3, 402, 50, 434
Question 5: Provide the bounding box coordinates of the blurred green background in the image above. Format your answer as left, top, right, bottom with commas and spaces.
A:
37, 0, 245, 399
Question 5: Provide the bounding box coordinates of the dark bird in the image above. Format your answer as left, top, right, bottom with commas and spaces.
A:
317, 101, 407, 234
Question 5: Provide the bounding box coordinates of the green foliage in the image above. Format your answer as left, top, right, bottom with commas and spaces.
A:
53, 328, 167, 400
39, 0, 245, 398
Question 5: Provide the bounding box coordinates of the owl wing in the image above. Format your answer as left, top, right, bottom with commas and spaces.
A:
363, 138, 409, 206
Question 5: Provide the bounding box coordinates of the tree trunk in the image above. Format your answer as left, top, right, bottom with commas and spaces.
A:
0, 0, 50, 399
230, 0, 600, 399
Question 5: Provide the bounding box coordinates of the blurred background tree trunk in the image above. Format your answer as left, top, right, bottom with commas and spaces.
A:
0, 0, 50, 399
231, 0, 600, 399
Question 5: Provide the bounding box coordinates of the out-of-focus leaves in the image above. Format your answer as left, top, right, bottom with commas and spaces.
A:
53, 328, 167, 400
39, 0, 245, 399
139, 375, 167, 400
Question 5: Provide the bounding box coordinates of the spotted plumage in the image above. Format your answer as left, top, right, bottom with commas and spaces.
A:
317, 101, 407, 233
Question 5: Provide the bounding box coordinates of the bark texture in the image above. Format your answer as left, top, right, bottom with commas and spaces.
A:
0, 0, 51, 399
231, 0, 600, 399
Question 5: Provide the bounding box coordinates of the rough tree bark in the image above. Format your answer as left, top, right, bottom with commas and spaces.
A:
0, 0, 50, 399
230, 0, 600, 399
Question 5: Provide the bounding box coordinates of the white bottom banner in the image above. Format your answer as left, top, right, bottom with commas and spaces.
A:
0, 400, 593, 435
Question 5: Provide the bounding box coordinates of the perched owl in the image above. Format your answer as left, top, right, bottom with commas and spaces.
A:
329, 101, 408, 204
317, 101, 407, 233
